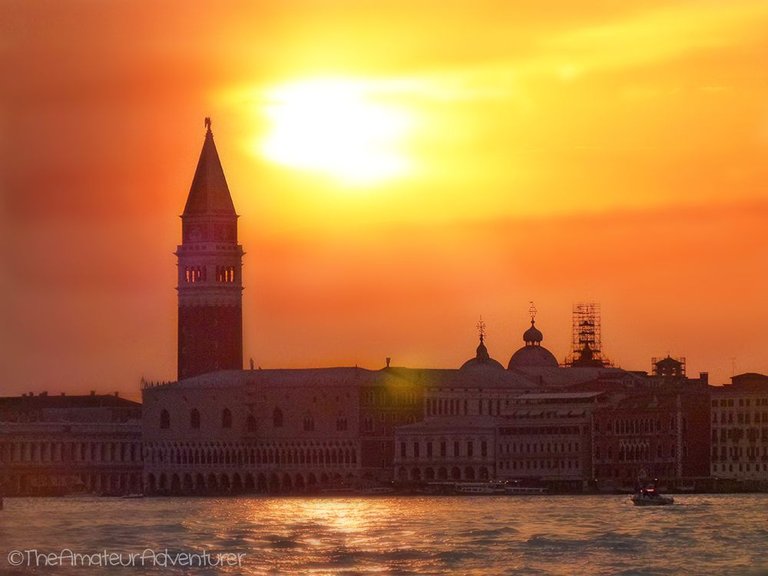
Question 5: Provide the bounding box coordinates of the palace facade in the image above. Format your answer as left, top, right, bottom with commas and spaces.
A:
0, 393, 142, 496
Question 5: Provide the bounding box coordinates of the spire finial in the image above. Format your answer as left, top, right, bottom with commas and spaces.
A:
529, 301, 537, 324
204, 117, 212, 133
476, 316, 487, 342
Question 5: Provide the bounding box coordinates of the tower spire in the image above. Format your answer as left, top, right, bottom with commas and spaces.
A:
183, 118, 235, 217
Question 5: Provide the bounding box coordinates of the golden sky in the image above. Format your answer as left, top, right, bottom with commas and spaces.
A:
2, 0, 768, 397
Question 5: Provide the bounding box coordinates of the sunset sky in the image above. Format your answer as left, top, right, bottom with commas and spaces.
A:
2, 1, 768, 398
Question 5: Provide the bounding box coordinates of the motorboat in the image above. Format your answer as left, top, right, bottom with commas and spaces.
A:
631, 485, 674, 506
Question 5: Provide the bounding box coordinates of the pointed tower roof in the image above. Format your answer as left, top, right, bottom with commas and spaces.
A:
183, 118, 237, 216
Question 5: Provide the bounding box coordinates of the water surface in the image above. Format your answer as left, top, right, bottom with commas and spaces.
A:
1, 494, 766, 575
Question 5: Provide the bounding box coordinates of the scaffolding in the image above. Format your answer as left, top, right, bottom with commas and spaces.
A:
566, 302, 608, 367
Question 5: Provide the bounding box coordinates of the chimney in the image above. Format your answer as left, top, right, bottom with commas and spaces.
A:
386, 357, 391, 368
90, 391, 96, 396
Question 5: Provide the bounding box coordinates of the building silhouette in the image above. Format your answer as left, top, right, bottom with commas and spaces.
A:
138, 122, 768, 495
177, 119, 244, 380
4, 123, 768, 497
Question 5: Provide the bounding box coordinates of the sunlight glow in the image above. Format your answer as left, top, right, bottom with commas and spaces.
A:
259, 79, 413, 185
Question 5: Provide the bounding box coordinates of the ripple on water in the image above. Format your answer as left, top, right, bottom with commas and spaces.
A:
589, 530, 646, 553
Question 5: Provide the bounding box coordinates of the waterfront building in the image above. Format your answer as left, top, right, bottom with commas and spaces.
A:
394, 416, 498, 482
0, 393, 142, 495
496, 391, 605, 491
710, 373, 768, 486
143, 369, 367, 493
591, 359, 711, 491
395, 323, 620, 490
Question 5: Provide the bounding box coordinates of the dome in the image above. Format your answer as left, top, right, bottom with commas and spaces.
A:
508, 317, 558, 369
507, 345, 559, 369
460, 335, 505, 371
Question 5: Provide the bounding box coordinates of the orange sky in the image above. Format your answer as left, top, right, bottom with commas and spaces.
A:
2, 1, 768, 399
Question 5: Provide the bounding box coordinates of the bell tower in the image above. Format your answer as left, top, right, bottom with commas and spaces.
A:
176, 118, 244, 379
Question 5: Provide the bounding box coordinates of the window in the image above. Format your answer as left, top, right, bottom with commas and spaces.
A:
336, 417, 348, 431
190, 409, 200, 429
440, 441, 446, 457
222, 408, 232, 429
184, 266, 205, 283
216, 265, 236, 283
246, 415, 257, 433
303, 416, 314, 431
160, 409, 170, 429
273, 408, 283, 428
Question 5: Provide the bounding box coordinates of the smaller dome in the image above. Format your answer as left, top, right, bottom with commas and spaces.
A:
461, 335, 505, 371
523, 320, 543, 344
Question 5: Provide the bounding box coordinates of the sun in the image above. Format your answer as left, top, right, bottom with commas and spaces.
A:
259, 78, 413, 185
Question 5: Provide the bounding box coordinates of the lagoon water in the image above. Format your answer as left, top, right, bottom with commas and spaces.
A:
1, 494, 767, 575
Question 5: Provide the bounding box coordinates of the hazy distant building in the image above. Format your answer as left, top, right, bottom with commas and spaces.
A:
591, 374, 711, 491
496, 391, 604, 491
395, 324, 618, 490
710, 373, 768, 486
394, 334, 533, 483
0, 393, 142, 496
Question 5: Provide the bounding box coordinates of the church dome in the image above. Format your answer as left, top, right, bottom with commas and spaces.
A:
508, 345, 559, 369
508, 318, 558, 369
460, 335, 505, 371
